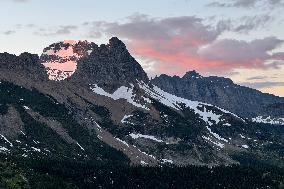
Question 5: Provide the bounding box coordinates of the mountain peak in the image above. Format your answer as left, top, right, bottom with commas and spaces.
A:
0, 52, 47, 80
109, 37, 126, 49
0, 52, 39, 67
71, 37, 149, 91
19, 52, 40, 64
40, 37, 141, 83
182, 70, 202, 79
39, 37, 149, 90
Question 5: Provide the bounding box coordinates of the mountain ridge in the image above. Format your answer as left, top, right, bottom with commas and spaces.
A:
151, 71, 284, 120
1, 37, 284, 122
0, 37, 283, 171
71, 37, 149, 92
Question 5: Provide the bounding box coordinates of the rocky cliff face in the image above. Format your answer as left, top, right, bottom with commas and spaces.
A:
0, 52, 48, 81
40, 37, 148, 92
71, 37, 149, 92
151, 71, 284, 119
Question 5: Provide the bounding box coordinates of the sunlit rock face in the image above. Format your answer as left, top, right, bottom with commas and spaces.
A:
40, 38, 149, 92
40, 40, 95, 81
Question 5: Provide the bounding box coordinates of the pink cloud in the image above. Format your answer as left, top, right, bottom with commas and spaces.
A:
129, 37, 284, 76
90, 15, 284, 76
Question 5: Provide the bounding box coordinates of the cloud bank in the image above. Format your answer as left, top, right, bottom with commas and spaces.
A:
88, 14, 284, 76
208, 0, 284, 8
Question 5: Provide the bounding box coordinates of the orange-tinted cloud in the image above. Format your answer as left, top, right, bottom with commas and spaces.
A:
90, 14, 284, 76
128, 37, 284, 76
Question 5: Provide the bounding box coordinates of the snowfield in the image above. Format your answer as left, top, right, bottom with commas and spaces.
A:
129, 133, 163, 143
121, 115, 134, 125
252, 116, 284, 125
137, 81, 245, 126
90, 84, 149, 110
90, 81, 244, 128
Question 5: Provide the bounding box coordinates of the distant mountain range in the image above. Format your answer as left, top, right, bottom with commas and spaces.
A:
151, 70, 284, 121
0, 37, 283, 188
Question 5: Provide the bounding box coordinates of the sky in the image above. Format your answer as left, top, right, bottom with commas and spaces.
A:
0, 0, 284, 97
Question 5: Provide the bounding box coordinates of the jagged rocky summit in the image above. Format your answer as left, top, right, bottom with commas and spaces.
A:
40, 37, 148, 92
72, 37, 148, 92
